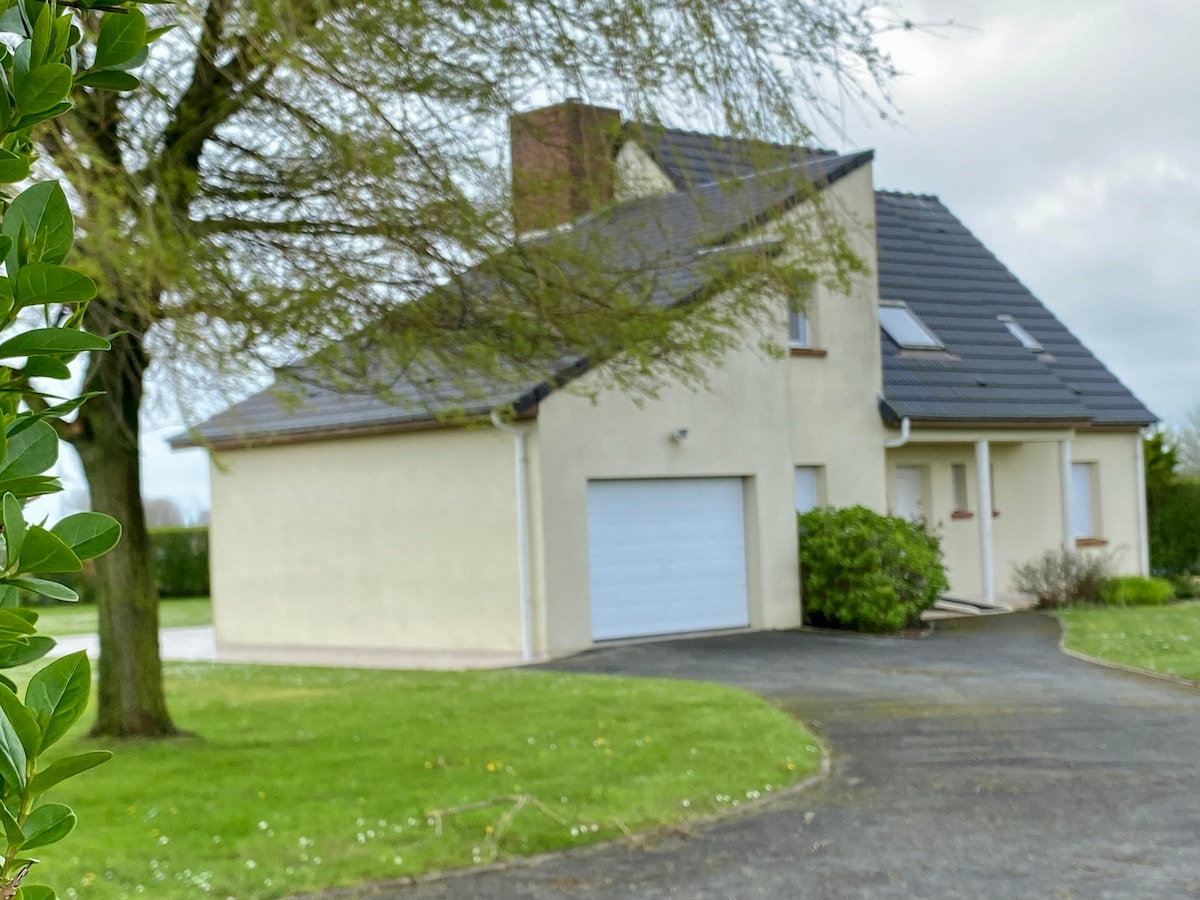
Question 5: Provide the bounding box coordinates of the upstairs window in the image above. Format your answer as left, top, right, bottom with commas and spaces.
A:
879, 301, 943, 349
788, 310, 809, 348
998, 314, 1043, 352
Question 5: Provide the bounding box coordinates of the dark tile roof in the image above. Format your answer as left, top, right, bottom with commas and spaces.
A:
875, 191, 1155, 426
174, 148, 872, 448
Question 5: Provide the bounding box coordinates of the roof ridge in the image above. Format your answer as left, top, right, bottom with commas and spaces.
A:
876, 188, 940, 201
625, 121, 840, 158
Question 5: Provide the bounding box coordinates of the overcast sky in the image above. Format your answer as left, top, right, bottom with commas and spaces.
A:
124, 1, 1199, 516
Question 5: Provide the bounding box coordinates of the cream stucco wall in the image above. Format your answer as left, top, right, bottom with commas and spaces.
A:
209, 428, 525, 664
886, 428, 1147, 598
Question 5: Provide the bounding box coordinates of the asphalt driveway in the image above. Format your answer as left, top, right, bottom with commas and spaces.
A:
335, 613, 1200, 899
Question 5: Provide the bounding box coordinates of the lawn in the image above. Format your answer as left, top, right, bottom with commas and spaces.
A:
1059, 601, 1200, 682
25, 663, 818, 898
24, 597, 212, 637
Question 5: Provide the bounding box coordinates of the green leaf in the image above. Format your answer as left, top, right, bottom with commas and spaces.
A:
51, 513, 120, 561
0, 685, 39, 758
26, 651, 89, 749
0, 585, 21, 611
0, 685, 28, 789
7, 577, 76, 602
0, 799, 22, 845
0, 422, 57, 479
0, 610, 34, 638
18, 526, 81, 574
0, 84, 11, 132
0, 328, 109, 359
15, 264, 97, 308
29, 750, 110, 795
29, 2, 52, 67
0, 476, 61, 502
13, 64, 71, 115
20, 803, 75, 850
0, 148, 30, 184
0, 674, 14, 693
93, 8, 146, 70
12, 100, 72, 132
2, 182, 73, 274
0, 636, 54, 667
7, 607, 37, 627
74, 69, 139, 91
15, 885, 56, 900
50, 13, 74, 62
3, 491, 23, 563
22, 357, 71, 380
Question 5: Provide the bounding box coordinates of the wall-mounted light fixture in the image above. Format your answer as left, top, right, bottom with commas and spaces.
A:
670, 427, 689, 443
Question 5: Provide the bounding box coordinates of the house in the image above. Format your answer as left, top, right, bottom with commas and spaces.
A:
173, 100, 1155, 668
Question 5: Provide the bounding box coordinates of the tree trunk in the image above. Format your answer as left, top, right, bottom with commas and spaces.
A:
73, 328, 178, 738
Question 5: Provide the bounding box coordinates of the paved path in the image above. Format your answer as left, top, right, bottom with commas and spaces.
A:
48, 625, 216, 662
335, 613, 1200, 899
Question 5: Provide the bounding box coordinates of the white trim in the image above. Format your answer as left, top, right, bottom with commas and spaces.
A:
1135, 433, 1150, 575
490, 411, 534, 662
975, 440, 994, 601
1059, 440, 1073, 551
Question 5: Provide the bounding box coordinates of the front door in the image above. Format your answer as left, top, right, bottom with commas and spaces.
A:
895, 466, 926, 524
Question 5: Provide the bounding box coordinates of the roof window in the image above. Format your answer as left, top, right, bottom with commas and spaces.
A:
998, 315, 1044, 352
879, 302, 943, 349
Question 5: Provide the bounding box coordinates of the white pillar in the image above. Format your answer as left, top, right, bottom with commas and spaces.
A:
975, 440, 994, 601
1135, 433, 1150, 575
1059, 439, 1074, 552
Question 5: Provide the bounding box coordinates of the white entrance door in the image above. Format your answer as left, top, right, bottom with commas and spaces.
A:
895, 466, 926, 523
586, 478, 750, 641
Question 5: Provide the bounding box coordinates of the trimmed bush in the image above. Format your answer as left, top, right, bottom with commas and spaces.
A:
798, 505, 948, 633
1172, 574, 1199, 600
1011, 548, 1115, 608
149, 527, 210, 598
1099, 575, 1175, 607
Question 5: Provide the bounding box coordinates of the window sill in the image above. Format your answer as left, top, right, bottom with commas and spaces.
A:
950, 510, 973, 520
1075, 537, 1109, 548
789, 347, 828, 358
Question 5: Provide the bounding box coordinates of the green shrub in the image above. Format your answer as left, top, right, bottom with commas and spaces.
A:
150, 527, 210, 598
1172, 574, 1199, 600
798, 505, 949, 633
1099, 575, 1175, 607
1011, 548, 1116, 608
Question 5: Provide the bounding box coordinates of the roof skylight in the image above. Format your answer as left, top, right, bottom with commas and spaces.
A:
879, 302, 943, 350
998, 315, 1044, 352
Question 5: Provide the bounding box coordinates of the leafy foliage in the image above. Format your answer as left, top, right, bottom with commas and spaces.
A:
1010, 548, 1116, 609
0, 0, 164, 893
798, 505, 948, 633
1144, 433, 1200, 575
148, 526, 208, 597
1098, 575, 1175, 607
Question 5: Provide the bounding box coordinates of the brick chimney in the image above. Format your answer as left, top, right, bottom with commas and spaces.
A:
510, 99, 621, 234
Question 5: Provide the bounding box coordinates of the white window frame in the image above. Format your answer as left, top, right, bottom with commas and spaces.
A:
879, 301, 944, 350
788, 309, 810, 349
998, 314, 1044, 352
1070, 462, 1099, 539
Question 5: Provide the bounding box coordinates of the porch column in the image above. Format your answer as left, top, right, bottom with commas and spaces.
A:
975, 440, 994, 602
1059, 440, 1073, 551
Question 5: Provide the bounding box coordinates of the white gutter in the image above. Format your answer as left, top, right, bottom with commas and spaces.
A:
1059, 439, 1074, 552
884, 417, 911, 449
490, 410, 533, 662
1135, 430, 1150, 576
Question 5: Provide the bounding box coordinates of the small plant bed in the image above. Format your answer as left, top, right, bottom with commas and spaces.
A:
23, 597, 212, 637
1059, 602, 1200, 682
35, 664, 819, 898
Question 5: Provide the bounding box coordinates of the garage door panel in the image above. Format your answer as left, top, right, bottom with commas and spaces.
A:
587, 479, 749, 640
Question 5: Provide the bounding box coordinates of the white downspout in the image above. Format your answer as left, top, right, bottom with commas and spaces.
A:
1135, 431, 1150, 576
490, 410, 533, 662
975, 440, 994, 602
884, 417, 911, 449
1059, 439, 1074, 552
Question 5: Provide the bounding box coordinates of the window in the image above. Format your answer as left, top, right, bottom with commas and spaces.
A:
1070, 462, 1098, 539
951, 464, 970, 515
998, 315, 1043, 352
794, 466, 823, 513
788, 310, 809, 348
879, 302, 943, 349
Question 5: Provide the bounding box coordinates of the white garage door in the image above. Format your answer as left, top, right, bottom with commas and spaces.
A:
587, 478, 749, 641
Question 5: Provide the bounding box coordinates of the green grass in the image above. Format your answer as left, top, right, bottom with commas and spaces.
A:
28, 663, 817, 898
1060, 601, 1200, 681
24, 597, 212, 637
